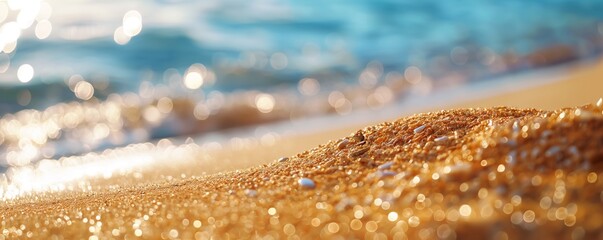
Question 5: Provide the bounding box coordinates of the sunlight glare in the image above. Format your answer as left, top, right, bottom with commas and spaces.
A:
123, 10, 142, 37
17, 64, 34, 83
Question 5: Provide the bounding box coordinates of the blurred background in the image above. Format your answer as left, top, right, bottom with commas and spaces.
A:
0, 0, 603, 188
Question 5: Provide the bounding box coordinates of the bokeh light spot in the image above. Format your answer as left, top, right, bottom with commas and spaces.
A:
270, 52, 288, 70
35, 20, 52, 39
17, 64, 34, 83
404, 66, 422, 84
184, 72, 204, 90
255, 93, 275, 113
113, 26, 131, 45
17, 90, 31, 106
16, 2, 40, 29
123, 10, 142, 37
74, 81, 95, 100
298, 78, 320, 96
1, 22, 22, 43
193, 103, 210, 120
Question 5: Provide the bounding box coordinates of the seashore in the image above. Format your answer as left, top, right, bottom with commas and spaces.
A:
1, 101, 602, 239
1, 60, 603, 239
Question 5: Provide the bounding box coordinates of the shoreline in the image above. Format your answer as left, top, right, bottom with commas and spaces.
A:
2, 103, 602, 239
1, 58, 603, 238
2, 58, 603, 200
1, 55, 600, 169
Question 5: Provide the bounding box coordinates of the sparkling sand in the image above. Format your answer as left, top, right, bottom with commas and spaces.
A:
2, 101, 603, 239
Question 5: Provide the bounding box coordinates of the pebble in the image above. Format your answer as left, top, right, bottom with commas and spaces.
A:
507, 151, 517, 166
353, 132, 365, 142
378, 170, 397, 178
278, 157, 289, 163
545, 146, 561, 157
434, 136, 448, 143
377, 161, 394, 170
414, 125, 426, 134
337, 139, 349, 149
349, 147, 370, 158
298, 178, 316, 189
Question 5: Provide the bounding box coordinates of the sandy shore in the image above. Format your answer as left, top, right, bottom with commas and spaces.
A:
248, 58, 603, 167
1, 60, 603, 239
446, 59, 603, 110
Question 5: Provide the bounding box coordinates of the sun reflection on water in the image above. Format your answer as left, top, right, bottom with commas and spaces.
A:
2, 142, 162, 200
0, 125, 299, 201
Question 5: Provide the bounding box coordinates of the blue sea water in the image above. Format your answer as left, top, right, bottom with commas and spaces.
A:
1, 0, 602, 114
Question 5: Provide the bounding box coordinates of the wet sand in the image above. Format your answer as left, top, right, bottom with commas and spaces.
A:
446, 59, 603, 110
1, 60, 603, 239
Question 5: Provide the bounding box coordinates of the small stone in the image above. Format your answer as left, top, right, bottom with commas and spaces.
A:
545, 146, 560, 157
512, 120, 520, 132
506, 151, 517, 166
596, 98, 602, 108
353, 131, 365, 142
378, 161, 393, 170
278, 157, 289, 163
414, 125, 426, 134
378, 170, 397, 178
337, 139, 349, 150
349, 147, 370, 158
434, 136, 448, 143
298, 178, 316, 189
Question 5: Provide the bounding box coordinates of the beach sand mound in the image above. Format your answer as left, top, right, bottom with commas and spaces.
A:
2, 102, 603, 239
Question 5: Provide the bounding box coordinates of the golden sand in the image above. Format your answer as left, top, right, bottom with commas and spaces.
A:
2, 101, 603, 239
